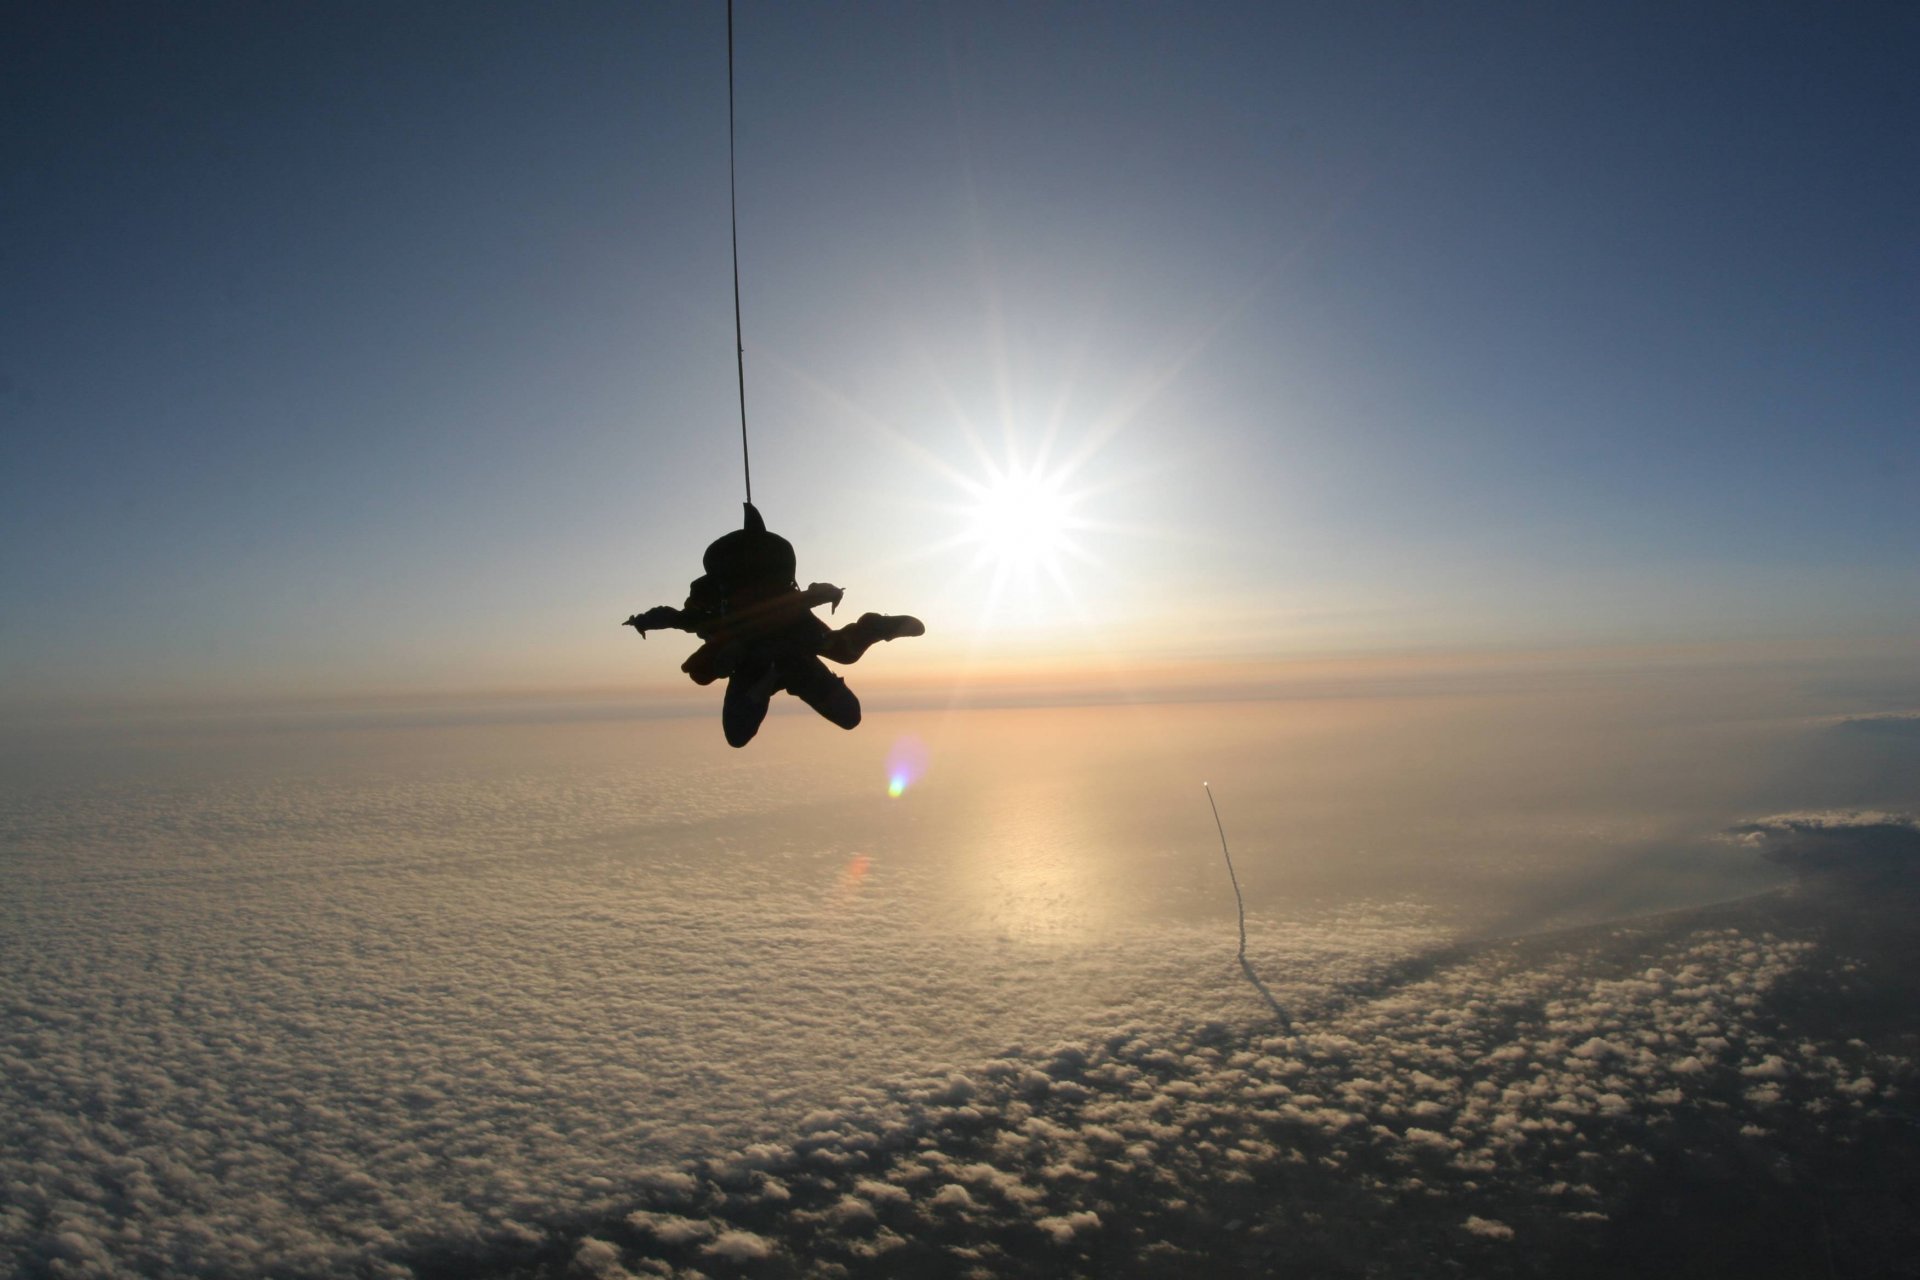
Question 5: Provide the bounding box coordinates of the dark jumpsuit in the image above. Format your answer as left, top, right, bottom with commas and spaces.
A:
647, 507, 900, 747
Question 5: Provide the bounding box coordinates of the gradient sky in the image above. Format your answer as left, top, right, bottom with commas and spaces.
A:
3, 1, 1915, 706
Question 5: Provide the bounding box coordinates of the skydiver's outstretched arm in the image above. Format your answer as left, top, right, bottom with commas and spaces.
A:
623, 605, 691, 637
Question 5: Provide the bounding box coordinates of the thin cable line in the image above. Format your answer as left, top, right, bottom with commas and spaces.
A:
727, 0, 752, 504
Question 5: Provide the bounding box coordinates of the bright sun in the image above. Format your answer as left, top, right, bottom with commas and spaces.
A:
964, 468, 1076, 573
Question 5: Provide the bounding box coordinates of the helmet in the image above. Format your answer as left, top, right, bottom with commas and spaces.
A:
701, 502, 796, 586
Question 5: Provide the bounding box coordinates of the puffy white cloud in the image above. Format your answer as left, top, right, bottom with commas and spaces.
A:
851, 1178, 911, 1208
699, 1229, 774, 1263
1034, 1210, 1101, 1243
1572, 1037, 1625, 1061
928, 1183, 977, 1212
571, 1237, 632, 1279
1401, 1127, 1459, 1153
625, 1213, 715, 1247
822, 1196, 877, 1230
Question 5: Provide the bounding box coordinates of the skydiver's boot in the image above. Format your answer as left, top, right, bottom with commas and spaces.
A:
857, 613, 925, 641
821, 613, 925, 665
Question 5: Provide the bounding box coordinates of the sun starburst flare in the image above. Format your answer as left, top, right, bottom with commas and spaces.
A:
961, 465, 1078, 575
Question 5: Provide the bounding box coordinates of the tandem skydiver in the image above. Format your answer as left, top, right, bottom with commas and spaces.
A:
624, 504, 924, 747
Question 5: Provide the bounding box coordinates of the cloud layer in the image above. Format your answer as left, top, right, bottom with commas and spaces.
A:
5, 710, 1915, 1277
452, 910, 1910, 1279
1, 743, 1451, 1277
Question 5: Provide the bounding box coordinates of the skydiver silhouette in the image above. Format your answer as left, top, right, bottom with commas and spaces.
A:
624, 504, 925, 747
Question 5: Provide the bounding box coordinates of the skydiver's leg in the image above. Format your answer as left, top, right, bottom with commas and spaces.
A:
721, 659, 780, 747
819, 613, 926, 665
782, 655, 861, 730
681, 639, 732, 686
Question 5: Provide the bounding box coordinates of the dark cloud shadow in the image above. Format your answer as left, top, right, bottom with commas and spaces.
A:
388, 877, 1920, 1280
1237, 953, 1293, 1030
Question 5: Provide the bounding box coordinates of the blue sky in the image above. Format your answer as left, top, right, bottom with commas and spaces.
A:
2, 1, 1915, 704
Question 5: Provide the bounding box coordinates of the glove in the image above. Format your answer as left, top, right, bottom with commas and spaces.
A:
624, 606, 679, 637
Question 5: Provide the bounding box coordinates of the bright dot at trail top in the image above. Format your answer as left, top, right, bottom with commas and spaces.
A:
886, 735, 928, 798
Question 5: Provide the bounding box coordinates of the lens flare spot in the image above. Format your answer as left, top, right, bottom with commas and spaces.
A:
885, 735, 929, 797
